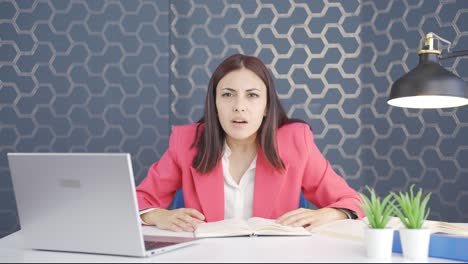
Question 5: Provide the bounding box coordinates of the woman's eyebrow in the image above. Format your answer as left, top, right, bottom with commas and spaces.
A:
221, 88, 261, 92
246, 88, 260, 92
221, 88, 236, 92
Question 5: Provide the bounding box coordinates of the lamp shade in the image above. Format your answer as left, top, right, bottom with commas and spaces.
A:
387, 53, 468, 108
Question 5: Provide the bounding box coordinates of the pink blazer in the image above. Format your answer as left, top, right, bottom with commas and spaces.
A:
136, 122, 364, 222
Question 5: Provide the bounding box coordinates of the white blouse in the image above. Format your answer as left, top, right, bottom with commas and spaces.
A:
221, 142, 257, 220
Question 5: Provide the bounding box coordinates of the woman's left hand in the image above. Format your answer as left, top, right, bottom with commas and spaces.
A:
275, 208, 348, 231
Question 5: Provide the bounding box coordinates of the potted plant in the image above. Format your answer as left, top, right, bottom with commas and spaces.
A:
391, 184, 432, 260
359, 186, 395, 260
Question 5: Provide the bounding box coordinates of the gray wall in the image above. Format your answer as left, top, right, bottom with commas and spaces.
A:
1, 0, 468, 238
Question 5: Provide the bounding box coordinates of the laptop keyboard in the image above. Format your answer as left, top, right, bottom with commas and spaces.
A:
144, 240, 177, 250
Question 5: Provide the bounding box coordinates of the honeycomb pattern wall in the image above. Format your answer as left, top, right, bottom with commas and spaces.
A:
0, 0, 170, 237
1, 0, 468, 238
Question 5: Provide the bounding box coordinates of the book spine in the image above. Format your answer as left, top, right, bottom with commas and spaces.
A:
392, 230, 468, 261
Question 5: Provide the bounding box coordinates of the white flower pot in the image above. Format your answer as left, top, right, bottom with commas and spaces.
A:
399, 228, 431, 260
364, 227, 394, 260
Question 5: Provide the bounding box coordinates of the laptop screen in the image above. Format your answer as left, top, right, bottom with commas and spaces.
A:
8, 153, 198, 257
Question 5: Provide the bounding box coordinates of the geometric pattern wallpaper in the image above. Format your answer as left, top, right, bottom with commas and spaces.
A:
1, 0, 467, 238
0, 0, 170, 238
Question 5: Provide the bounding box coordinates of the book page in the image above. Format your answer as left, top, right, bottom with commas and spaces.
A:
367, 217, 468, 237
424, 220, 468, 236
246, 217, 311, 236
194, 219, 253, 238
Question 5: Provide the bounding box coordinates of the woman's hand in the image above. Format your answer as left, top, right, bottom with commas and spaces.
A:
141, 208, 206, 232
275, 208, 348, 231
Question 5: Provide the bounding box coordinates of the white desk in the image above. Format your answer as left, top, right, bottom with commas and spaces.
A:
0, 226, 463, 263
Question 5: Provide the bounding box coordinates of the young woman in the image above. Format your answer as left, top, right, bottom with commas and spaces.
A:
136, 54, 363, 232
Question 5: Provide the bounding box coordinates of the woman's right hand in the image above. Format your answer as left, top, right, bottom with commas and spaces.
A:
141, 208, 206, 232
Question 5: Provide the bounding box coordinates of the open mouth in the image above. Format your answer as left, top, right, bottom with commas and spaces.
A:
232, 120, 248, 124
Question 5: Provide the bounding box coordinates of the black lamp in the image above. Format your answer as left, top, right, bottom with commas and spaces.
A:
388, 32, 468, 108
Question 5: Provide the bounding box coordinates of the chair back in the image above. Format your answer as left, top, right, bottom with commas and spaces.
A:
299, 192, 309, 208
171, 189, 309, 209
171, 189, 185, 209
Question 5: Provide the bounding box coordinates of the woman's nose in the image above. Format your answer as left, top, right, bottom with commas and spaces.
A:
233, 98, 246, 112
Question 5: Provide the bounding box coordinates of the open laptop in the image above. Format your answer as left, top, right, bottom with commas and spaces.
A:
7, 153, 198, 257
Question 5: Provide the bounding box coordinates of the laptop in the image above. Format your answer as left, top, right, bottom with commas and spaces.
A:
7, 153, 198, 257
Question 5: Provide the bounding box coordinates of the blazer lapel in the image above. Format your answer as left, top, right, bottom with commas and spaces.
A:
253, 145, 288, 219
190, 162, 225, 222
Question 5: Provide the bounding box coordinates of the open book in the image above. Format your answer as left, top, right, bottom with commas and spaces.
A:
193, 216, 468, 239
330, 217, 468, 241
385, 217, 468, 237
194, 217, 312, 238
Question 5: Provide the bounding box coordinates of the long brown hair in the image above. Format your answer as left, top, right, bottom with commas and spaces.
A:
191, 53, 305, 174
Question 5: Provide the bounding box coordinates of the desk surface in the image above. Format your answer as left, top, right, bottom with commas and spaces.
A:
0, 226, 463, 263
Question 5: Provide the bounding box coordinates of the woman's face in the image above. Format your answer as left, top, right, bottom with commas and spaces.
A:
216, 68, 268, 143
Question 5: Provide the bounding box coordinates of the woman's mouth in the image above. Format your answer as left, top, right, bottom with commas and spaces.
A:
231, 119, 248, 128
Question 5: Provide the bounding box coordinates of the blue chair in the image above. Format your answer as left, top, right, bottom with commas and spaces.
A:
172, 189, 309, 209
171, 189, 185, 209
299, 192, 309, 208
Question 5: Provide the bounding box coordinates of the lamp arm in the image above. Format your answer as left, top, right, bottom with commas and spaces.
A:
440, 50, 468, 60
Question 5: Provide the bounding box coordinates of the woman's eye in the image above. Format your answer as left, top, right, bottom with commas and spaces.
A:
222, 93, 233, 97
248, 93, 259, 98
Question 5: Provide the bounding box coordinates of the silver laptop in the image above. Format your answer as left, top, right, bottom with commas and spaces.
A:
7, 153, 198, 257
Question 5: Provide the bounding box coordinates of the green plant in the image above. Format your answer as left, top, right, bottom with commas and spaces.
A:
391, 184, 432, 229
359, 186, 395, 229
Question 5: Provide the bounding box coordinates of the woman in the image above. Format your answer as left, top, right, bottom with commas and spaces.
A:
137, 53, 363, 232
